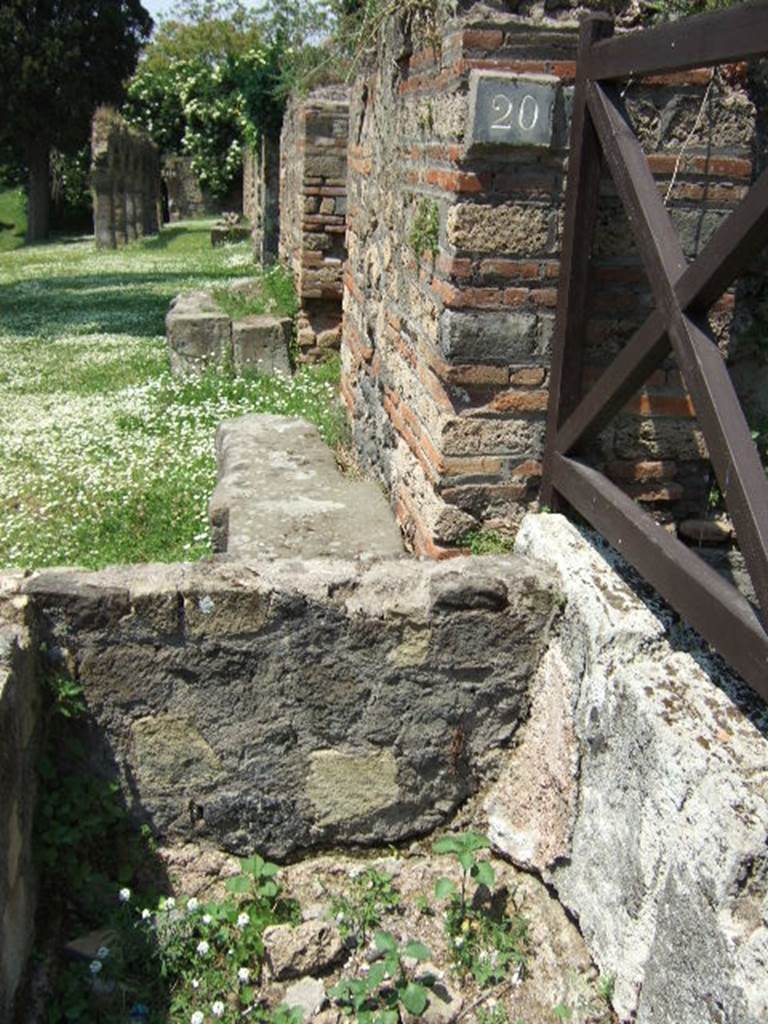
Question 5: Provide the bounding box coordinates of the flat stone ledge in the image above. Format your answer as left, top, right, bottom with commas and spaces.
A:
209, 414, 404, 560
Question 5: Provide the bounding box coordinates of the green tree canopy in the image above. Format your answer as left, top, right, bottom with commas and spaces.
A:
123, 0, 334, 199
0, 0, 153, 240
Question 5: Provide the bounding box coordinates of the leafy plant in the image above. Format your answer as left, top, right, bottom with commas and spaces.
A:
332, 866, 401, 945
330, 929, 432, 1024
45, 674, 87, 718
434, 833, 530, 987
461, 530, 515, 556
409, 197, 440, 258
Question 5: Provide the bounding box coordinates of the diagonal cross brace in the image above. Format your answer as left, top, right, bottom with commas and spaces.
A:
562, 81, 768, 621
554, 167, 768, 457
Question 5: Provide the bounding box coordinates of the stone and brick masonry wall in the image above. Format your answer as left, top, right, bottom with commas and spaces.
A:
91, 107, 162, 248
341, 2, 758, 556
0, 579, 40, 1021
279, 87, 350, 362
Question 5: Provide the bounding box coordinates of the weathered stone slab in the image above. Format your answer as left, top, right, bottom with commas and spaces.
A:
485, 513, 768, 1024
232, 315, 291, 376
166, 291, 231, 377
22, 553, 556, 859
209, 414, 404, 560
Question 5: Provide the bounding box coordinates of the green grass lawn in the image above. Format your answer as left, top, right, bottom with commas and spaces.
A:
0, 221, 344, 569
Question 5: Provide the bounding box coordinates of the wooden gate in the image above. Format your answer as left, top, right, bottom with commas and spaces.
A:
541, 2, 768, 701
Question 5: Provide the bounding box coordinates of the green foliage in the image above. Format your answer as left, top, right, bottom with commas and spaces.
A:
645, 0, 742, 20
0, 188, 26, 252
0, 0, 152, 238
124, 0, 329, 197
409, 198, 440, 258
476, 1005, 511, 1024
331, 867, 401, 944
434, 833, 530, 988
213, 264, 299, 321
461, 530, 515, 556
150, 857, 300, 1019
45, 675, 87, 719
330, 930, 432, 1024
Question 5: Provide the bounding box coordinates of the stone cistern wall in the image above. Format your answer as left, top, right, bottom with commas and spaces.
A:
1, 516, 766, 1023
340, 2, 758, 555
91, 106, 162, 248
280, 86, 351, 362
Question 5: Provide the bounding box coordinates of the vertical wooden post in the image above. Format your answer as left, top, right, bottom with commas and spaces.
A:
540, 14, 614, 509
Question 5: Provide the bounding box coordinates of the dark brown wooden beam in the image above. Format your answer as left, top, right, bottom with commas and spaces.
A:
585, 0, 768, 81
666, 311, 768, 622
552, 454, 768, 701
541, 14, 614, 509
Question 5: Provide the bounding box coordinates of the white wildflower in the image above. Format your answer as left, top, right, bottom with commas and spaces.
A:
236, 912, 249, 928
141, 908, 151, 920
89, 960, 103, 974
191, 1013, 205, 1024
202, 913, 212, 925
187, 897, 200, 913
196, 940, 210, 955
96, 946, 110, 960
238, 966, 250, 983
212, 1001, 225, 1018
118, 887, 131, 902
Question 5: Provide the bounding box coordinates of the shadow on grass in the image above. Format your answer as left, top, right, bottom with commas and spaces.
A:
0, 269, 241, 340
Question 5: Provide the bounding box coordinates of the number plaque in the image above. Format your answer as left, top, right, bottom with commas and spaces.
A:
467, 71, 558, 149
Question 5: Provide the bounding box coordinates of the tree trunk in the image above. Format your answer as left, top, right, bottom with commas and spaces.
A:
25, 139, 50, 242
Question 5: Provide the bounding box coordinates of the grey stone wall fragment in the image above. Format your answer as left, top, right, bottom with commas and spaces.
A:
485, 513, 768, 1024
21, 554, 556, 861
166, 291, 232, 377
232, 316, 291, 376
0, 602, 41, 1021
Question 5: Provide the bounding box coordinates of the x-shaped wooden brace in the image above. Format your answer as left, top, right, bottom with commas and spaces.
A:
541, 12, 768, 697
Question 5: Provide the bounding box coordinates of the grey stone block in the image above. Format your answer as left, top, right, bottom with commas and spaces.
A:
232, 315, 292, 376
209, 414, 404, 560
166, 291, 231, 377
440, 309, 547, 365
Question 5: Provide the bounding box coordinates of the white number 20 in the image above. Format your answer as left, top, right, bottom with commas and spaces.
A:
490, 93, 540, 132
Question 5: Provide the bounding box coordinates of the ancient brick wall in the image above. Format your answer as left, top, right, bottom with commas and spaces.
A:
341, 5, 757, 556
91, 107, 162, 248
279, 87, 350, 362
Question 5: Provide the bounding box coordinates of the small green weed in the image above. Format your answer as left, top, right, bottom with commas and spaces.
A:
409, 198, 440, 258
330, 929, 432, 1024
461, 530, 515, 556
45, 674, 87, 718
213, 263, 299, 322
434, 833, 530, 987
332, 866, 401, 945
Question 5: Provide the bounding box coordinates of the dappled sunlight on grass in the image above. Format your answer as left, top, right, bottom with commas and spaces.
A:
0, 222, 342, 569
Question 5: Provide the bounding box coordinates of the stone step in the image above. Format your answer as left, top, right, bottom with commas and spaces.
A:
209, 414, 404, 560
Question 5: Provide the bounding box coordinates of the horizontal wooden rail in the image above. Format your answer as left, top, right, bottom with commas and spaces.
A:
552, 455, 768, 700
586, 0, 768, 80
